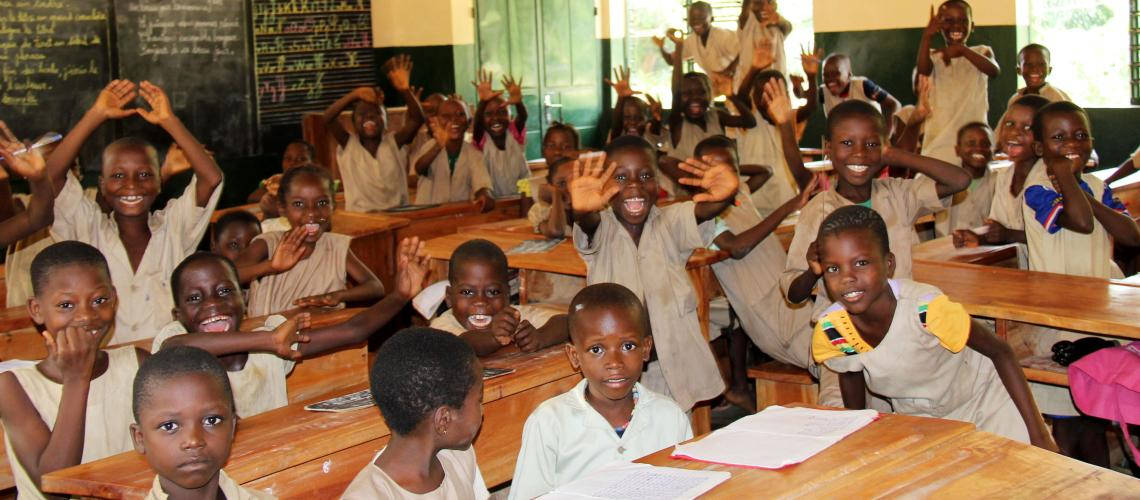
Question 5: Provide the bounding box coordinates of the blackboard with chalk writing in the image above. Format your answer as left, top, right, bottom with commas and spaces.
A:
114, 0, 256, 158
0, 0, 113, 167
252, 0, 377, 129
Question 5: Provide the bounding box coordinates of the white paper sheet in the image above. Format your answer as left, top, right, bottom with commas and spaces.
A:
541, 462, 730, 500
671, 406, 877, 469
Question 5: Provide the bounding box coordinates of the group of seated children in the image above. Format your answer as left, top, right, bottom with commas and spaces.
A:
3, 0, 1139, 497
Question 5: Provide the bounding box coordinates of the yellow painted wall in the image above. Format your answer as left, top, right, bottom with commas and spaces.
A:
814, 0, 1016, 32
372, 0, 475, 47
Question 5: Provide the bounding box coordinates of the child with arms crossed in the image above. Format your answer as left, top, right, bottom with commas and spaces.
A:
0, 241, 149, 498
341, 328, 489, 499
811, 205, 1056, 450
236, 165, 384, 316
323, 55, 424, 211
131, 346, 274, 499
571, 136, 738, 411
472, 69, 531, 197
44, 80, 224, 344
509, 284, 691, 500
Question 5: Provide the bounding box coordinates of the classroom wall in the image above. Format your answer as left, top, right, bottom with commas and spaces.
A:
371, 0, 477, 101
808, 0, 1139, 167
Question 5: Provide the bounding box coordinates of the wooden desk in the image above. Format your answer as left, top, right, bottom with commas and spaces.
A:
0, 305, 33, 335
912, 236, 1019, 266
391, 197, 524, 244
41, 345, 578, 499
638, 412, 1139, 496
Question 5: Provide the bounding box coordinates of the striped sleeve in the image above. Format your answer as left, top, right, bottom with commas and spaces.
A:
1024, 184, 1064, 234
1101, 184, 1128, 214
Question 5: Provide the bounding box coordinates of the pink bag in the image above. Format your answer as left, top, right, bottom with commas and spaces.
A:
1068, 341, 1140, 463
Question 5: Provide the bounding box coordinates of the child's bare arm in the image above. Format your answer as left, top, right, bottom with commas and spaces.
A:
46, 80, 138, 192
654, 29, 684, 66
387, 55, 425, 148
569, 154, 618, 242
916, 6, 939, 76
160, 314, 311, 361
668, 35, 686, 146
949, 44, 1000, 78
764, 80, 813, 190
1103, 155, 1137, 186
838, 371, 867, 410
471, 69, 499, 143
414, 118, 448, 176
1084, 189, 1140, 246
966, 319, 1058, 452
719, 96, 757, 129
322, 87, 379, 147
1046, 158, 1094, 234
135, 82, 223, 207
512, 314, 569, 353
539, 189, 569, 239
718, 174, 820, 260
504, 74, 528, 131
0, 147, 54, 246
787, 240, 821, 304
740, 163, 772, 193
234, 228, 310, 283
883, 145, 970, 198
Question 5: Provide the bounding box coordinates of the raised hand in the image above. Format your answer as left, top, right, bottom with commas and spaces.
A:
159, 143, 196, 179
351, 86, 382, 104
385, 54, 413, 92
951, 228, 981, 248
264, 173, 283, 197
501, 74, 524, 105
136, 81, 175, 125
760, 0, 779, 25
569, 153, 619, 213
800, 44, 824, 77
923, 5, 941, 39
513, 320, 540, 352
0, 143, 46, 181
395, 236, 430, 299
794, 173, 824, 210
709, 71, 734, 98
92, 79, 138, 120
44, 326, 100, 384
293, 291, 342, 308
270, 226, 313, 273
751, 36, 776, 70
666, 28, 684, 45
677, 156, 740, 203
604, 66, 638, 98
490, 306, 520, 346
806, 240, 822, 276
646, 94, 663, 122
472, 69, 503, 103
269, 313, 311, 360
428, 117, 449, 145
651, 35, 666, 49
762, 78, 794, 125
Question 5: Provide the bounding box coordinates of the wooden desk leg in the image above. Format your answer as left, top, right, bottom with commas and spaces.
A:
685, 265, 716, 436
519, 269, 530, 305
995, 318, 1009, 341
691, 405, 711, 436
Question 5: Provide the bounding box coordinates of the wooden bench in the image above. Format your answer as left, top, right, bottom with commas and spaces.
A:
747, 361, 818, 411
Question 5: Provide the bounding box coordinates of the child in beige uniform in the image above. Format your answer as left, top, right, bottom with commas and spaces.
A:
0, 241, 148, 499
341, 328, 489, 499
413, 98, 495, 208
472, 70, 531, 197
429, 238, 568, 356
44, 80, 224, 344
247, 140, 314, 218
935, 122, 998, 237
656, 2, 739, 89
237, 166, 384, 317
324, 55, 424, 211
132, 346, 275, 499
810, 206, 1055, 450
527, 157, 575, 238
1006, 44, 1071, 109
154, 240, 428, 418
570, 136, 738, 410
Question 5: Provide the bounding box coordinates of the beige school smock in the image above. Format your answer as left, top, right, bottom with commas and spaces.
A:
662, 111, 723, 198
4, 346, 140, 499
507, 379, 692, 500
429, 303, 565, 335
573, 203, 724, 410
412, 140, 493, 205
780, 177, 944, 319
813, 280, 1029, 443
734, 12, 788, 91
988, 162, 1038, 269
681, 26, 739, 76
340, 446, 489, 500
736, 109, 797, 215
821, 76, 882, 116
709, 187, 813, 367
50, 173, 221, 344
476, 123, 530, 197
920, 45, 992, 165
1006, 83, 1071, 109
247, 231, 350, 317
151, 316, 293, 418
934, 168, 998, 237
144, 470, 275, 500
335, 132, 410, 211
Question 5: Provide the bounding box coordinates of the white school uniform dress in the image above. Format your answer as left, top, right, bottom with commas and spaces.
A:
50, 173, 221, 344
988, 162, 1038, 269
476, 122, 530, 198
412, 140, 494, 204
681, 26, 740, 76
934, 168, 998, 237
737, 110, 797, 215
340, 446, 489, 500
1006, 83, 1072, 108
335, 132, 410, 211
920, 45, 992, 165
151, 316, 293, 418
6, 189, 99, 307
144, 470, 275, 499
507, 379, 692, 500
661, 111, 723, 198
813, 279, 1031, 443
574, 203, 725, 410
821, 76, 887, 116
734, 12, 789, 92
